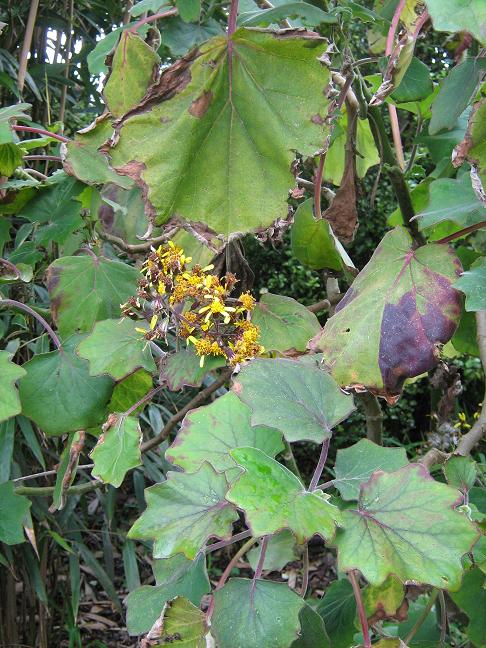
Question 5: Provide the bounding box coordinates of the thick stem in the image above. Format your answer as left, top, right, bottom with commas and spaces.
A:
98, 227, 178, 253
348, 570, 371, 648
12, 125, 69, 143
309, 438, 330, 491
356, 392, 383, 445
253, 536, 269, 580
17, 0, 39, 94
307, 299, 331, 314
0, 298, 61, 350
141, 369, 232, 452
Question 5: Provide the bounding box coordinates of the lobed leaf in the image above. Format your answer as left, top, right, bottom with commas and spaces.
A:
232, 357, 355, 443
227, 447, 342, 543
166, 391, 283, 475
454, 257, 486, 311
128, 462, 238, 559
90, 414, 142, 487
77, 318, 156, 380
335, 464, 479, 590
309, 227, 463, 401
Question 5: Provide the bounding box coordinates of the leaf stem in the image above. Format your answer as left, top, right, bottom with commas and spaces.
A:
253, 536, 269, 581
405, 589, 439, 645
216, 537, 256, 590
98, 226, 179, 254
438, 590, 447, 646
0, 298, 61, 350
0, 258, 21, 279
309, 438, 330, 490
385, 0, 406, 169
281, 439, 302, 479
123, 386, 164, 418
129, 7, 178, 32
227, 0, 239, 38
23, 154, 62, 162
12, 125, 69, 143
15, 480, 100, 497
206, 529, 252, 553
299, 544, 309, 597
434, 220, 486, 245
348, 570, 371, 648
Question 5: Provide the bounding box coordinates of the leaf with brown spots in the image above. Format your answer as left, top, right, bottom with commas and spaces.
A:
105, 28, 331, 237
309, 227, 463, 401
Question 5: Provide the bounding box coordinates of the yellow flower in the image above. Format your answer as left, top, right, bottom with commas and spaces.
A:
238, 292, 256, 311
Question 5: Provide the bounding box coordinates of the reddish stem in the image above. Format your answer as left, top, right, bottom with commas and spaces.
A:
12, 125, 69, 143
0, 258, 21, 279
309, 438, 330, 490
129, 7, 178, 32
23, 155, 62, 162
123, 386, 163, 418
0, 298, 61, 350
385, 0, 407, 170
228, 0, 239, 37
253, 536, 268, 581
435, 220, 486, 245
348, 570, 371, 648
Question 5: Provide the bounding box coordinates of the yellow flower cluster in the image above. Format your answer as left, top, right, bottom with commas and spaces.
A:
122, 241, 264, 367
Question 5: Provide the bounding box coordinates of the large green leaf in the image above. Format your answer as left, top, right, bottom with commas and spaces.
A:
126, 553, 210, 635
108, 369, 153, 413
107, 28, 330, 235
335, 464, 479, 589
18, 343, 114, 437
212, 578, 306, 648
426, 0, 486, 46
104, 32, 160, 118
62, 115, 134, 188
290, 198, 351, 272
454, 257, 486, 311
316, 578, 357, 648
159, 349, 225, 390
47, 255, 139, 337
90, 414, 141, 487
251, 293, 321, 354
128, 462, 238, 559
19, 174, 85, 245
0, 480, 30, 545
166, 392, 283, 474
227, 447, 342, 543
77, 318, 156, 380
416, 175, 486, 232
450, 568, 486, 647
430, 58, 486, 135
232, 358, 355, 443
309, 227, 463, 401
333, 439, 408, 501
0, 351, 26, 423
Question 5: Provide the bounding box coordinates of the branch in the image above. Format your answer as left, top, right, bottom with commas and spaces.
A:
455, 311, 486, 455
356, 392, 383, 445
418, 447, 449, 470
98, 228, 178, 253
15, 480, 100, 497
206, 530, 252, 553
0, 298, 61, 350
17, 0, 39, 94
307, 299, 331, 314
434, 220, 486, 245
141, 369, 232, 452
23, 155, 62, 162
129, 7, 178, 32
0, 258, 21, 279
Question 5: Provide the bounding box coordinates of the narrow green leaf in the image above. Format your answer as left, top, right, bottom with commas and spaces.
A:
335, 464, 479, 590
122, 539, 141, 593
227, 447, 342, 543
232, 358, 355, 443
166, 392, 284, 475
333, 439, 408, 501
91, 414, 142, 487
128, 463, 238, 559
0, 351, 25, 423
77, 318, 156, 380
